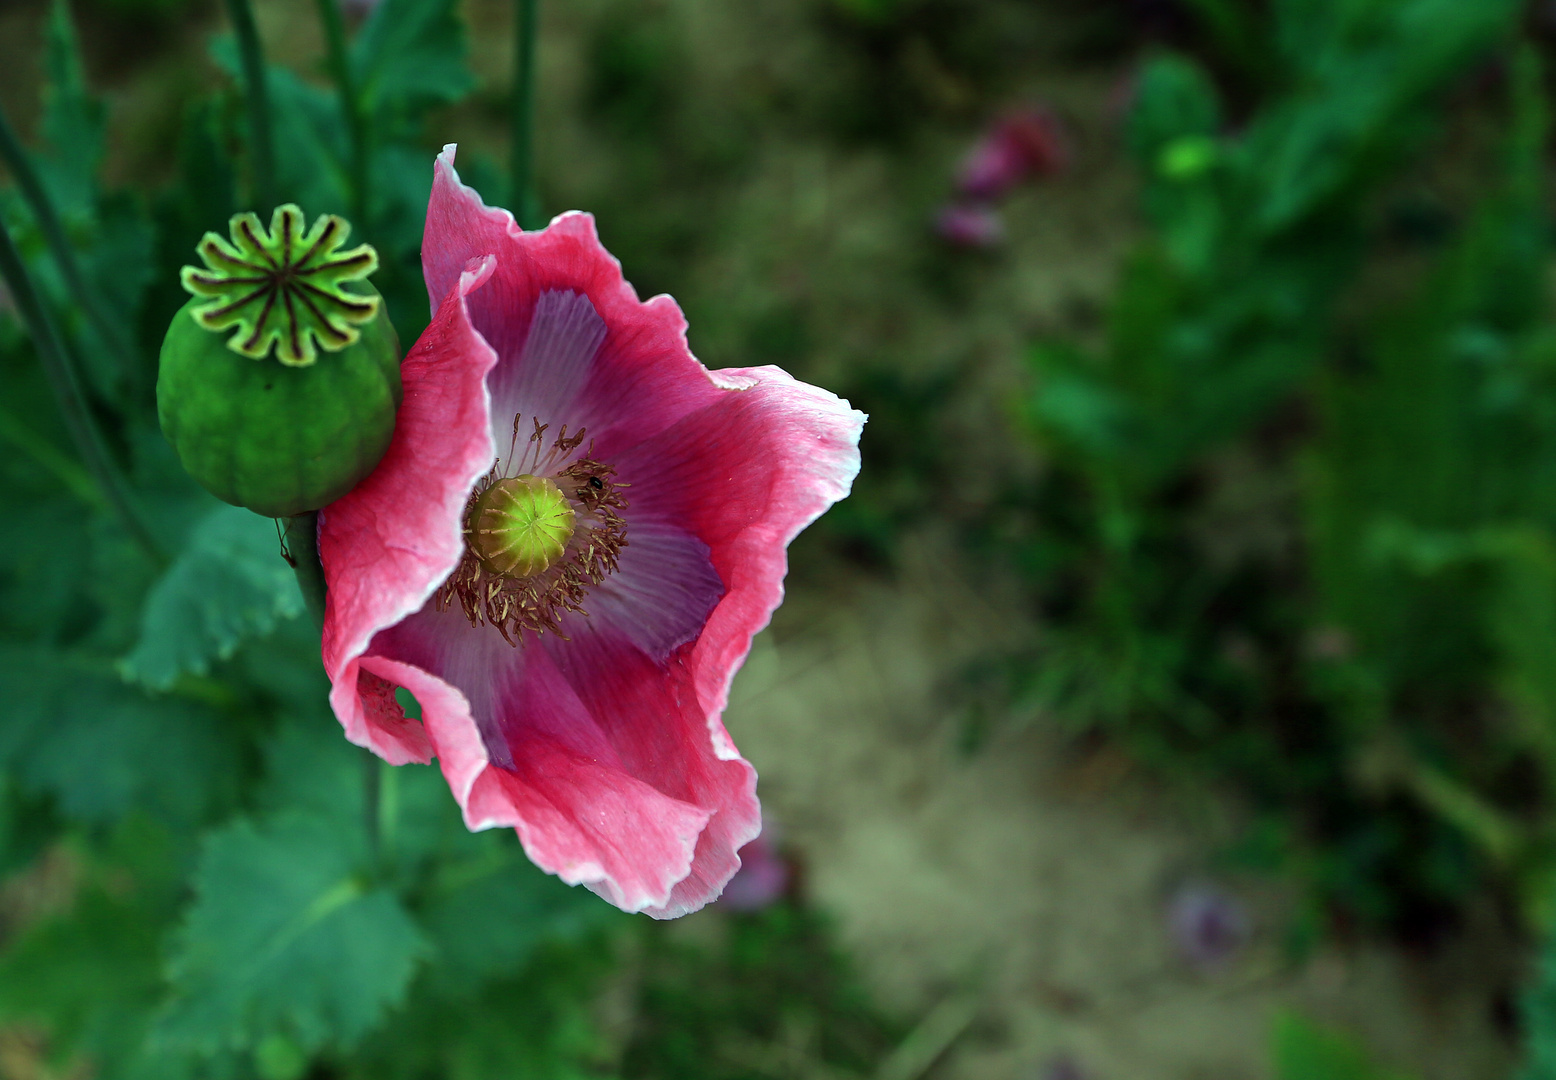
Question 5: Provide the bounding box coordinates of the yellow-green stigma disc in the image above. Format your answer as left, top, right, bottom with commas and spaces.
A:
468, 475, 576, 579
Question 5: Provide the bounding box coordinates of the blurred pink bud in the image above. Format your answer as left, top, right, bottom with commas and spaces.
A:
719, 834, 791, 911
956, 108, 1068, 200
935, 202, 1005, 248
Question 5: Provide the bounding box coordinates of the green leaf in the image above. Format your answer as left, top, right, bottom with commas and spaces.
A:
0, 646, 237, 825
338, 938, 619, 1080
121, 504, 304, 691
0, 818, 211, 1080
420, 840, 604, 995
209, 38, 349, 214
250, 719, 600, 999
75, 194, 156, 387
1250, 0, 1521, 232
1126, 53, 1222, 169
1272, 1011, 1416, 1080
1025, 343, 1131, 460
157, 813, 428, 1057
0, 470, 96, 639
0, 887, 163, 1043
16, 1, 156, 400
351, 0, 473, 125
34, 0, 103, 219
1522, 929, 1556, 1080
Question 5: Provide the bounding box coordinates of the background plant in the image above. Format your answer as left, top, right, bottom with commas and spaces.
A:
996, 0, 1556, 1048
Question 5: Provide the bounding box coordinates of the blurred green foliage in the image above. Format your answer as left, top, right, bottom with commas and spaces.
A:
1002, 0, 1556, 962
621, 905, 900, 1079
1273, 1011, 1418, 1080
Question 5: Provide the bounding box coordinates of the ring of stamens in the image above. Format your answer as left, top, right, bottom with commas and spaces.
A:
439, 415, 628, 645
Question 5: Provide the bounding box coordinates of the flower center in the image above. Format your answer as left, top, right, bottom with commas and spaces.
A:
468, 475, 575, 578
439, 416, 628, 645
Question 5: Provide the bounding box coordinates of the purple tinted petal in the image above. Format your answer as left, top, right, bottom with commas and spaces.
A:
535, 617, 759, 917
495, 641, 624, 770
489, 289, 607, 433
369, 599, 712, 913
368, 603, 527, 768
562, 521, 725, 665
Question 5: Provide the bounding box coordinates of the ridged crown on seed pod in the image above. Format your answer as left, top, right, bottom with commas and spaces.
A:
157, 206, 403, 518
179, 203, 382, 366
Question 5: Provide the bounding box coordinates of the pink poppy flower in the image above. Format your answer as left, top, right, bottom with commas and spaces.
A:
318, 146, 864, 918
955, 107, 1069, 201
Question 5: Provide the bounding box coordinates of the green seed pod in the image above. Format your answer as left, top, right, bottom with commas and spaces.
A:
157, 205, 402, 518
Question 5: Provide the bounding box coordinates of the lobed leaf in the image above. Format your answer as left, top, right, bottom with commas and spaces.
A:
34, 0, 102, 220
121, 504, 304, 690
157, 813, 428, 1057
0, 646, 237, 825
351, 0, 473, 127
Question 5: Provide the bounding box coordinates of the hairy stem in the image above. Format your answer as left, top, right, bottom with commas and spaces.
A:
510, 0, 540, 228
282, 511, 327, 628
0, 105, 142, 393
223, 0, 277, 209
314, 0, 370, 229
0, 218, 163, 564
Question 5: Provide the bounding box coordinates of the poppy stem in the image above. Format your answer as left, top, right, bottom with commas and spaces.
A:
281, 510, 381, 866
0, 105, 143, 397
314, 0, 370, 230
363, 748, 382, 867
283, 511, 328, 628
0, 218, 164, 566
509, 0, 541, 229
223, 0, 278, 210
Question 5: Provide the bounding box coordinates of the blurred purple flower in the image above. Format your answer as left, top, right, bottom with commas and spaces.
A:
339, 0, 381, 21
1035, 1054, 1090, 1080
1168, 882, 1250, 970
935, 202, 1004, 248
955, 108, 1068, 201
719, 833, 791, 911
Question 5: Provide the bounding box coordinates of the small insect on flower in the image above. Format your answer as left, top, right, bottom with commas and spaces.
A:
319, 147, 864, 918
